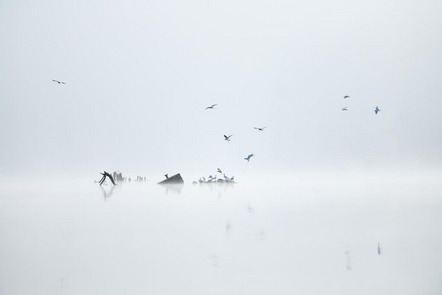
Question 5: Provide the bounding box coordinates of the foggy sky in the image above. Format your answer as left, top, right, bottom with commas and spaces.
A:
1, 0, 441, 177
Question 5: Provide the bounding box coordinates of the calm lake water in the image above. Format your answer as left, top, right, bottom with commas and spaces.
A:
1, 172, 441, 294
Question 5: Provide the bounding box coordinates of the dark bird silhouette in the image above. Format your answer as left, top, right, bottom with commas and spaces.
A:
254, 127, 266, 131
244, 154, 254, 162
205, 104, 217, 110
52, 79, 66, 84
375, 106, 380, 114
164, 174, 169, 179
217, 168, 222, 174
342, 107, 348, 111
224, 135, 232, 142
344, 95, 350, 99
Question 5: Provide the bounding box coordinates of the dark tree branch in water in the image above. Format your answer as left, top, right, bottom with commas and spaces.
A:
99, 171, 117, 186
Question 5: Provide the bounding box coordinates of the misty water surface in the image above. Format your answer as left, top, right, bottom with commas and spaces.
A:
1, 173, 441, 295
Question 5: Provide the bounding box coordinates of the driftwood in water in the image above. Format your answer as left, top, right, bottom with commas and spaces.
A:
99, 171, 117, 186
113, 171, 124, 182
158, 173, 184, 184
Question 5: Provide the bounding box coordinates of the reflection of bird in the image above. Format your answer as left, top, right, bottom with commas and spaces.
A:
224, 135, 232, 142
244, 154, 254, 162
374, 106, 380, 114
344, 95, 350, 99
226, 221, 231, 233
52, 79, 66, 84
217, 168, 222, 174
345, 250, 352, 271
248, 202, 254, 213
205, 104, 217, 110
342, 107, 348, 111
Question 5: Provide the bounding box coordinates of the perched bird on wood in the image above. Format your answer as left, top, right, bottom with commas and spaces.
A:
224, 135, 232, 142
52, 79, 66, 84
244, 154, 254, 162
254, 127, 266, 131
344, 95, 350, 99
375, 106, 380, 114
205, 104, 217, 110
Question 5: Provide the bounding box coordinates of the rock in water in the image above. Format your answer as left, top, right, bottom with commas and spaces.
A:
158, 173, 184, 184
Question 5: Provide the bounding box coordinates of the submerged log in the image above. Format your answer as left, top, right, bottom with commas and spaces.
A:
158, 173, 184, 184
99, 171, 117, 186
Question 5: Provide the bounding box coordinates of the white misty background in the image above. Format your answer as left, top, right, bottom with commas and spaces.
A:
1, 0, 441, 177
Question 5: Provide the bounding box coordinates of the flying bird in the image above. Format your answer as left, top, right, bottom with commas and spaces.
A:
52, 79, 66, 84
244, 154, 254, 162
342, 107, 348, 111
254, 127, 266, 131
374, 106, 380, 114
377, 243, 382, 255
205, 104, 217, 110
344, 95, 350, 99
217, 168, 222, 174
224, 135, 232, 142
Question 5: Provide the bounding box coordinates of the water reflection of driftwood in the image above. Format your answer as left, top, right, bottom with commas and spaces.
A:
100, 185, 115, 200
160, 183, 184, 195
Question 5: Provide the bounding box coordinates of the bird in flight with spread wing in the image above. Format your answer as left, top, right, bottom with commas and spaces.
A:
205, 104, 217, 110
244, 154, 254, 162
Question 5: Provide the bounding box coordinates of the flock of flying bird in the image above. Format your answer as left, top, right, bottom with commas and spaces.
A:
196, 103, 264, 183
51, 79, 381, 170
206, 103, 264, 164
201, 96, 381, 182
341, 95, 381, 114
